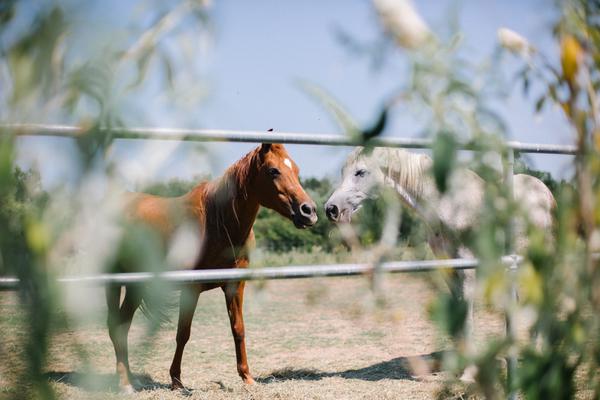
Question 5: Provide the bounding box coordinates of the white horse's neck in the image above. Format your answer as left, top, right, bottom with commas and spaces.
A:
389, 149, 494, 238
379, 148, 484, 235
378, 148, 430, 200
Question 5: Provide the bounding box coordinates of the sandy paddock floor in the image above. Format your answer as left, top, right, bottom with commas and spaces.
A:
0, 274, 508, 399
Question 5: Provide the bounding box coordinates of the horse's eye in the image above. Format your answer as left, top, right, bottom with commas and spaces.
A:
355, 169, 367, 178
268, 167, 281, 177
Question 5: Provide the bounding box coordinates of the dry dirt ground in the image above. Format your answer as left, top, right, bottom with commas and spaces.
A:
0, 274, 507, 399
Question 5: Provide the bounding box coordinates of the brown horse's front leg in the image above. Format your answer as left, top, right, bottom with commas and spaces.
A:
223, 281, 255, 384
169, 285, 201, 390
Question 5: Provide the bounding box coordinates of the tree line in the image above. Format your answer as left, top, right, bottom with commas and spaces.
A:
138, 158, 566, 253
2, 160, 564, 259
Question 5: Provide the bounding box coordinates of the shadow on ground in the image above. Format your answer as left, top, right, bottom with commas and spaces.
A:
45, 371, 172, 393
257, 351, 449, 383
45, 351, 451, 392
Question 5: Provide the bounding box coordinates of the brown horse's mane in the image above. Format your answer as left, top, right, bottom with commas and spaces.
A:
215, 146, 262, 200
186, 146, 259, 202
193, 144, 284, 202
184, 145, 266, 258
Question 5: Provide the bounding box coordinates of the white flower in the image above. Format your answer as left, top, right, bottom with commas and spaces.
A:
372, 0, 431, 49
497, 28, 533, 56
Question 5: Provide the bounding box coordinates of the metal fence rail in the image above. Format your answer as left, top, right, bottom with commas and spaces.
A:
1, 123, 578, 154
0, 257, 526, 290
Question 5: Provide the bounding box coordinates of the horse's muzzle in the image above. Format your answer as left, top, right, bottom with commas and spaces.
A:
324, 200, 357, 223
325, 203, 340, 222
292, 201, 318, 228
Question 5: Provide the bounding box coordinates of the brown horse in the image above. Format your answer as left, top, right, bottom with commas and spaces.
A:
106, 143, 317, 393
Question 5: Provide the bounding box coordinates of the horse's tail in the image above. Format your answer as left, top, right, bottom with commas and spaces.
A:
138, 286, 176, 326
139, 299, 170, 326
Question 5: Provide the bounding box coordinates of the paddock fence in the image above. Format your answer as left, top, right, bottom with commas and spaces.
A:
0, 122, 579, 399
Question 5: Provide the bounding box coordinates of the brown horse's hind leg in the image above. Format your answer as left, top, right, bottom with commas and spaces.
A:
223, 281, 254, 384
106, 285, 123, 386
169, 285, 201, 390
106, 285, 142, 393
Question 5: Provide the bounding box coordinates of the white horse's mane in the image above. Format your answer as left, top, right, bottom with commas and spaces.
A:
346, 147, 432, 198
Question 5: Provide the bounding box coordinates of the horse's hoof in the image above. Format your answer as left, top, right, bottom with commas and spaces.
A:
120, 384, 135, 394
171, 379, 184, 391
243, 376, 256, 385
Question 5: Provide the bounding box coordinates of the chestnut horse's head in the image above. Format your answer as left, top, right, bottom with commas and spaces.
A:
254, 143, 317, 229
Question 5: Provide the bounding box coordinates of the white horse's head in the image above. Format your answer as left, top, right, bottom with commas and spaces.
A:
325, 147, 429, 223
324, 148, 386, 223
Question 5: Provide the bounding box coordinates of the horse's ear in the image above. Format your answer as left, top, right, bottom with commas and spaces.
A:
259, 129, 274, 155
260, 143, 272, 154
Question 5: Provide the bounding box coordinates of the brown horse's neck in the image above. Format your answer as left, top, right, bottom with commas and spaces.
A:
192, 148, 262, 249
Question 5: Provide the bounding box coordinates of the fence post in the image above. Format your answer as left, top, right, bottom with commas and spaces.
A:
503, 148, 518, 400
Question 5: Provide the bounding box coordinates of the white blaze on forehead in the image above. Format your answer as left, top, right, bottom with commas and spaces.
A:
284, 158, 292, 169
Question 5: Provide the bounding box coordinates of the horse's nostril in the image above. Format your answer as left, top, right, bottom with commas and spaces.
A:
326, 204, 339, 220
300, 203, 314, 217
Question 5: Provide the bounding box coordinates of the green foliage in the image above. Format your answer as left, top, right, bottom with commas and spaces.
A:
6, 7, 67, 105
432, 131, 457, 193
0, 1, 213, 397
2, 1, 599, 399
254, 177, 337, 252
254, 207, 326, 252
429, 290, 467, 339
0, 165, 46, 275
517, 346, 577, 400
355, 1, 600, 398
0, 151, 55, 398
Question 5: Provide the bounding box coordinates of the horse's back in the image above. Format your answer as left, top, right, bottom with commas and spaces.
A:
125, 192, 183, 235
123, 191, 206, 270
513, 174, 555, 229
435, 171, 554, 253
437, 168, 485, 232
512, 174, 555, 252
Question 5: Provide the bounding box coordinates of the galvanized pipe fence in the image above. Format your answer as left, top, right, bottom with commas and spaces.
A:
1, 257, 522, 290
0, 123, 578, 398
2, 123, 578, 154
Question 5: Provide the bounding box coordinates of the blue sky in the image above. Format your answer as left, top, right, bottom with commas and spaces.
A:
13, 0, 576, 188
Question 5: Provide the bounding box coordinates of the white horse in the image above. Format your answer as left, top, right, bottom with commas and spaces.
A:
324, 147, 555, 376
